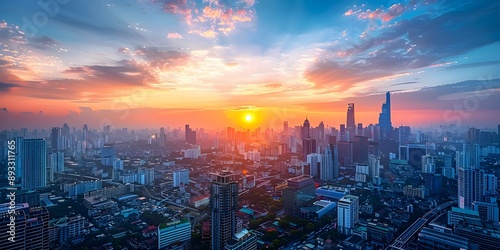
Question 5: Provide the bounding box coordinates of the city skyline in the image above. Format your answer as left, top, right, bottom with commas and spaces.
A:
0, 0, 499, 130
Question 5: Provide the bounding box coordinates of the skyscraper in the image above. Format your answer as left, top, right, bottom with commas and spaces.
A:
378, 92, 392, 140
185, 125, 197, 145
282, 175, 315, 217
337, 195, 359, 235
353, 135, 369, 164
50, 127, 61, 149
210, 170, 238, 250
301, 118, 311, 140
302, 137, 317, 161
467, 128, 480, 143
321, 145, 335, 181
346, 103, 355, 141
21, 139, 47, 190
0, 203, 50, 249
283, 121, 289, 136
456, 145, 482, 209
317, 121, 325, 142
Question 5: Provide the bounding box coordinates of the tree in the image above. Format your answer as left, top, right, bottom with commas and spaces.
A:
272, 239, 281, 248
249, 220, 260, 230
305, 222, 315, 233
263, 230, 279, 241
278, 219, 291, 229
289, 230, 303, 240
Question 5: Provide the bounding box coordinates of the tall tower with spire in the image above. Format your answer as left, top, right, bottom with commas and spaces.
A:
378, 92, 392, 140
346, 103, 355, 141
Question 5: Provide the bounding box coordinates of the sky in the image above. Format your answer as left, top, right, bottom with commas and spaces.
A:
0, 0, 499, 131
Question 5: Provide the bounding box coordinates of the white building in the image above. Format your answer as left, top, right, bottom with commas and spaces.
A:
158, 219, 191, 249
244, 150, 261, 162
422, 155, 435, 174
173, 169, 190, 187
184, 146, 201, 159
307, 153, 322, 179
337, 195, 359, 235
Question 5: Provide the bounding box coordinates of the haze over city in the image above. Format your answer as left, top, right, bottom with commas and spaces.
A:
0, 0, 499, 130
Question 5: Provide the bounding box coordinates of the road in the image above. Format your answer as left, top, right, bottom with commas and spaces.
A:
386, 201, 456, 250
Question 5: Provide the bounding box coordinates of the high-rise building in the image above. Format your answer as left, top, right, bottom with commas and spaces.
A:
158, 219, 191, 249
301, 118, 311, 140
282, 175, 315, 217
456, 144, 480, 169
353, 136, 369, 164
49, 151, 64, 174
368, 154, 380, 178
306, 153, 322, 178
302, 138, 317, 161
210, 170, 238, 250
185, 124, 197, 144
283, 121, 289, 136
62, 123, 70, 137
346, 103, 355, 141
398, 125, 411, 145
0, 203, 50, 249
424, 173, 443, 196
357, 123, 363, 136
327, 136, 339, 179
485, 174, 498, 195
339, 124, 346, 141
51, 127, 61, 150
173, 169, 190, 187
317, 121, 325, 142
337, 141, 354, 166
100, 145, 116, 166
157, 127, 167, 146
337, 195, 359, 235
22, 139, 47, 190
467, 128, 481, 143
321, 146, 334, 181
458, 168, 485, 209
378, 92, 392, 140
421, 155, 435, 174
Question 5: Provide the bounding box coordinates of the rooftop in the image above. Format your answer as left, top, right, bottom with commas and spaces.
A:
288, 175, 312, 182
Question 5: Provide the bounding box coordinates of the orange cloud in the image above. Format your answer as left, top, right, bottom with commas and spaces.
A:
167, 32, 183, 38
356, 3, 405, 22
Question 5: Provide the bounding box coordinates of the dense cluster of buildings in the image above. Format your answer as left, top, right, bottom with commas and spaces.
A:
1, 91, 499, 249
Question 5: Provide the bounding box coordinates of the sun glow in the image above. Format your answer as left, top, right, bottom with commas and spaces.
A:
245, 114, 253, 122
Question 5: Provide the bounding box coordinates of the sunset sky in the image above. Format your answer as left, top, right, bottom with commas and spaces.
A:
0, 0, 499, 131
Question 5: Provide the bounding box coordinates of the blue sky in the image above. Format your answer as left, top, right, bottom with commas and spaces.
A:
0, 0, 499, 129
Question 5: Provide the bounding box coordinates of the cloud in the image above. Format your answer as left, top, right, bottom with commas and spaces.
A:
445, 60, 500, 70
155, 0, 193, 24
392, 81, 418, 86
152, 0, 255, 37
356, 3, 405, 22
167, 32, 183, 39
30, 36, 58, 50
64, 60, 157, 86
306, 1, 500, 92
134, 47, 190, 71
0, 82, 19, 92
0, 107, 7, 112
53, 13, 144, 40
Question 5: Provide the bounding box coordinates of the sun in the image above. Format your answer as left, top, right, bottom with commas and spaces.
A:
245, 114, 253, 122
